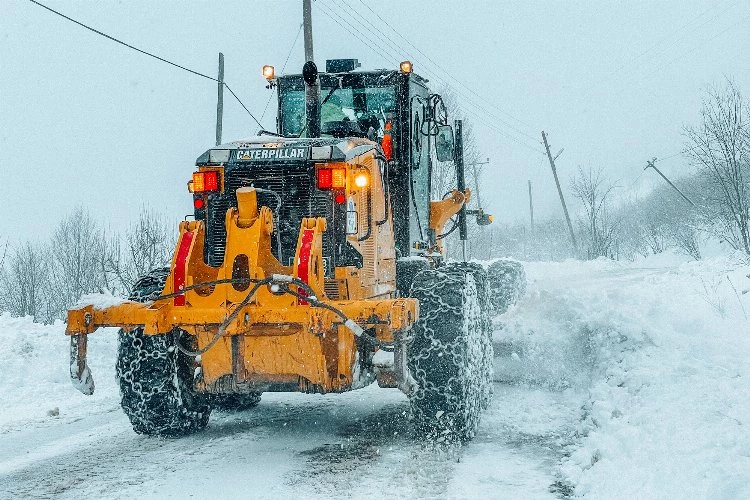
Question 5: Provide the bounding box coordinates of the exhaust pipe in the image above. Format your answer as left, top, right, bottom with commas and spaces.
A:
303, 61, 321, 138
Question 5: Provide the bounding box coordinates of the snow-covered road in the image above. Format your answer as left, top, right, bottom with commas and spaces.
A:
0, 383, 582, 499
2, 254, 749, 499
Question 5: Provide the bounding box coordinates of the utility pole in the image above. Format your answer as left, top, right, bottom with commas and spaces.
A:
302, 0, 320, 137
467, 157, 490, 210
645, 158, 697, 208
215, 52, 224, 146
528, 180, 534, 231
303, 0, 314, 62
455, 120, 468, 261
542, 131, 578, 255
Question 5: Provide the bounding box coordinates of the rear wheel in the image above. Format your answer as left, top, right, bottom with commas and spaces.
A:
486, 259, 527, 314
446, 262, 494, 410
116, 268, 211, 436
407, 266, 488, 442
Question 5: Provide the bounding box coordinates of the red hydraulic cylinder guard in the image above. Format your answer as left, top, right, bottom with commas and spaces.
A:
173, 231, 194, 306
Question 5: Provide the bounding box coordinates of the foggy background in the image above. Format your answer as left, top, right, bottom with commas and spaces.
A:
2, 0, 749, 243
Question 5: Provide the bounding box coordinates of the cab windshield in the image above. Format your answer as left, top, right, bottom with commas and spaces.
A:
280, 85, 396, 138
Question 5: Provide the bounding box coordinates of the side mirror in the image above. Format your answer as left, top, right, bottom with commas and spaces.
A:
435, 125, 455, 162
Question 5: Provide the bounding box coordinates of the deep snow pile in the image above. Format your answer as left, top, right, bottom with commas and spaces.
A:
0, 314, 119, 431
495, 253, 750, 498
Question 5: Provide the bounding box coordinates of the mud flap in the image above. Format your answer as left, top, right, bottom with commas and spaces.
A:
70, 334, 95, 395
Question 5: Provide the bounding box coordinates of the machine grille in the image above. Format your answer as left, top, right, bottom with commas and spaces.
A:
205, 163, 333, 271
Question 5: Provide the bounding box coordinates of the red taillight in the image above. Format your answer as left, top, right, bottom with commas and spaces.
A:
190, 171, 219, 193
334, 193, 345, 204
317, 168, 332, 189
193, 197, 205, 209
204, 171, 218, 191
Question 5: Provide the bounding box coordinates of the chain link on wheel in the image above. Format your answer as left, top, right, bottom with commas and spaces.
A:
406, 265, 491, 443
486, 259, 527, 314
116, 268, 211, 436
446, 262, 494, 410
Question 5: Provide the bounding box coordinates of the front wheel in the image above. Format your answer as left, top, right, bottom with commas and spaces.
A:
407, 266, 489, 442
116, 268, 211, 436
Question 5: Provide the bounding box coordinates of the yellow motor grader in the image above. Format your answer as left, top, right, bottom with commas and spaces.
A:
67, 59, 495, 441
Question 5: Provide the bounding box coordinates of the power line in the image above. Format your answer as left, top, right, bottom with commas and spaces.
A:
260, 22, 304, 124
608, 2, 725, 77
644, 12, 749, 79
352, 0, 537, 132
315, 1, 397, 65
27, 0, 263, 129
316, 1, 543, 154
223, 84, 262, 129
608, 1, 742, 92
329, 0, 543, 151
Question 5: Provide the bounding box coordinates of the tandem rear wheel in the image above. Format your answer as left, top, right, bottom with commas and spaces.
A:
406, 263, 493, 443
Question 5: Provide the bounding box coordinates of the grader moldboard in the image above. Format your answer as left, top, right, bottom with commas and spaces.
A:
67, 59, 497, 442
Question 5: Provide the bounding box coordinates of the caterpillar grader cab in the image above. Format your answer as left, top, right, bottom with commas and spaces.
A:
66, 58, 495, 442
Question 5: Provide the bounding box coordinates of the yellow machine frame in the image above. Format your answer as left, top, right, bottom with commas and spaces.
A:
67, 150, 467, 396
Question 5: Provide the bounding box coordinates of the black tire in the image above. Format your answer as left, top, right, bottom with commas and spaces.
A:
445, 262, 494, 410
212, 393, 262, 411
396, 257, 429, 298
485, 259, 527, 314
407, 266, 488, 442
116, 268, 211, 436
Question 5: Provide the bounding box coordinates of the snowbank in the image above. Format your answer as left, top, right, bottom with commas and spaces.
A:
0, 313, 120, 431
496, 254, 750, 498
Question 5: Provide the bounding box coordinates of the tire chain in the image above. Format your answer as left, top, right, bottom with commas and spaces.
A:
407, 265, 491, 443
448, 262, 494, 410
116, 267, 210, 436
486, 259, 527, 314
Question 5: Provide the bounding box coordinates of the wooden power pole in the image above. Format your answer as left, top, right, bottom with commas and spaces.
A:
528, 180, 534, 231
542, 131, 578, 255
215, 52, 224, 146
303, 0, 314, 62
645, 158, 697, 208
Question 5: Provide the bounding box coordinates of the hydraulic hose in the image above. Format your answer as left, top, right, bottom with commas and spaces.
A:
157, 274, 395, 357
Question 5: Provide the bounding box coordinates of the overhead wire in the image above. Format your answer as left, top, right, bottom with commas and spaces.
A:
352, 0, 537, 132
323, 0, 544, 154
606, 0, 742, 95
315, 1, 398, 66
643, 12, 749, 79
608, 2, 726, 77
27, 0, 264, 130
260, 22, 304, 125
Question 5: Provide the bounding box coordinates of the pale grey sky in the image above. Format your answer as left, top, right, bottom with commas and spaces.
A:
2, 0, 749, 242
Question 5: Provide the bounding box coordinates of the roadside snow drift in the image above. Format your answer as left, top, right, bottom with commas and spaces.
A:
494, 254, 750, 498
0, 314, 119, 431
